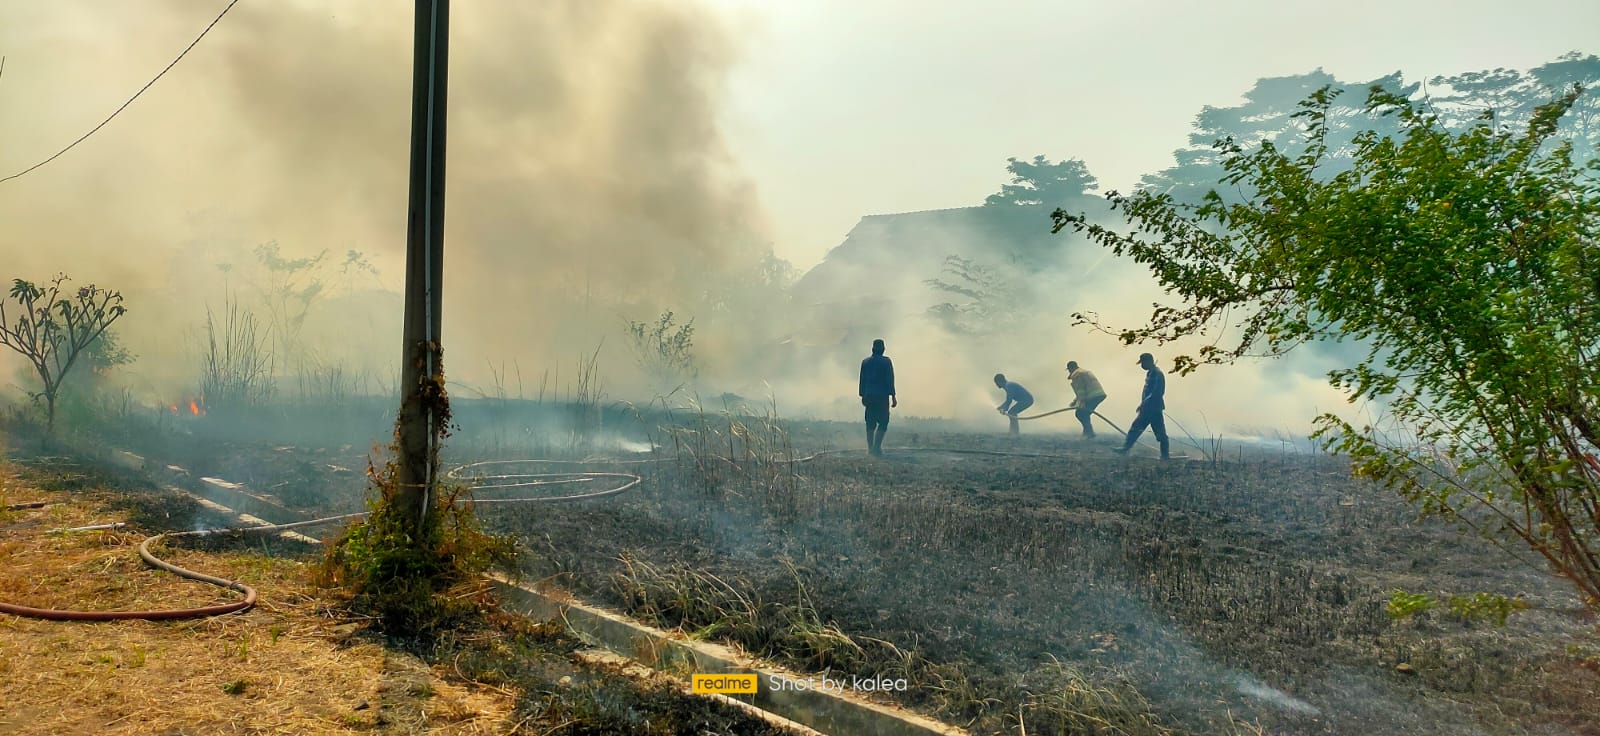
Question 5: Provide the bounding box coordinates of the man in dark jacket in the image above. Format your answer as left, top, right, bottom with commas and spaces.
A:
859, 339, 897, 456
1114, 352, 1169, 460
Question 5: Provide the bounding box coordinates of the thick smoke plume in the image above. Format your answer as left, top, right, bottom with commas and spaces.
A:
776, 208, 1354, 439
0, 2, 1361, 439
0, 0, 774, 403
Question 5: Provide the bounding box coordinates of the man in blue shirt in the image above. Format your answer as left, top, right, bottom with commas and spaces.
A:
1114, 352, 1170, 460
993, 373, 1034, 436
859, 339, 897, 456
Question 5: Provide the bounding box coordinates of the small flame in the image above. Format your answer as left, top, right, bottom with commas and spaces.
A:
169, 404, 180, 415
189, 399, 201, 416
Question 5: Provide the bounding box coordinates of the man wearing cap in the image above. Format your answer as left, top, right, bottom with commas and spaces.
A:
859, 339, 897, 456
1114, 353, 1169, 460
993, 373, 1034, 436
1064, 360, 1107, 439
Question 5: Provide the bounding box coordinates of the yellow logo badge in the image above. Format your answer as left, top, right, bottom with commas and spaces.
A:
692, 673, 758, 695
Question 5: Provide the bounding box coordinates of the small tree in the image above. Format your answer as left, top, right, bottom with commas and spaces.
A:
0, 275, 128, 433
984, 155, 1099, 208
625, 311, 697, 392
925, 255, 1028, 336
1052, 85, 1600, 611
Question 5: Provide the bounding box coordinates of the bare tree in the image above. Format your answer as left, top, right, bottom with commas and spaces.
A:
0, 275, 128, 433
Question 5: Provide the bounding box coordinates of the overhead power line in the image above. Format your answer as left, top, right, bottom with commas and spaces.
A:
0, 0, 241, 186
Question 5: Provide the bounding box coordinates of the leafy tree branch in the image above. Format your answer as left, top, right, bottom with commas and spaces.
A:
1052, 83, 1600, 610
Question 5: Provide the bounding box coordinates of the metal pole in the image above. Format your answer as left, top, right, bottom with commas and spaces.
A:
396, 0, 449, 530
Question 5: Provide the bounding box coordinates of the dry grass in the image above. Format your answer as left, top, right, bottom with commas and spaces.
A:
0, 468, 516, 736
607, 553, 1178, 735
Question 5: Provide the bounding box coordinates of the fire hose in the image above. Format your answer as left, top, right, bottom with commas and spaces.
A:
4, 501, 54, 511
1013, 407, 1204, 457
0, 463, 642, 622
1, 434, 1182, 622
1017, 407, 1124, 434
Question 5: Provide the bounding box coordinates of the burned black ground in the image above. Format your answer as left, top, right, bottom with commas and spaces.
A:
90, 406, 1600, 735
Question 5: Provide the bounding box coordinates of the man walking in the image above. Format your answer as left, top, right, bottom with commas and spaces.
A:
1114, 353, 1169, 460
859, 339, 896, 456
993, 373, 1034, 436
1064, 360, 1107, 438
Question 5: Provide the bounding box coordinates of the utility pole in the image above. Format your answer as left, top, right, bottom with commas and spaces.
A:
395, 0, 449, 530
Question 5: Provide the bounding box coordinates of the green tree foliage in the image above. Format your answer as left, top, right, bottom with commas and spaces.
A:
1429, 52, 1600, 160
1140, 69, 1417, 196
84, 329, 133, 373
319, 393, 515, 634
1141, 54, 1600, 202
625, 310, 697, 392
0, 275, 129, 433
1052, 85, 1600, 611
984, 155, 1098, 208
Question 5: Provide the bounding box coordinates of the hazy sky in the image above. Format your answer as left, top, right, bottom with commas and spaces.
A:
706, 0, 1600, 268
1, 0, 1596, 426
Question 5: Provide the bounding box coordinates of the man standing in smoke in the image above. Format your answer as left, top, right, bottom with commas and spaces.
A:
993, 373, 1034, 436
1064, 360, 1107, 439
859, 339, 896, 457
1114, 353, 1170, 460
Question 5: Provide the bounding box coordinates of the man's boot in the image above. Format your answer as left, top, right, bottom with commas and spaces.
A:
866, 426, 876, 455
872, 428, 887, 457
1159, 438, 1170, 461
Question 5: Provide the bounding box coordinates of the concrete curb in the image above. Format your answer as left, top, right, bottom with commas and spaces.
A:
108, 450, 320, 544
110, 450, 315, 524
109, 447, 967, 735
493, 576, 969, 736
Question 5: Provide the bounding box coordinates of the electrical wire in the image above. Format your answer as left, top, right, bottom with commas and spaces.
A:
0, 0, 241, 185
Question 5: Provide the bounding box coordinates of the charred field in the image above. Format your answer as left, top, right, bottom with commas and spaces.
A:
91, 398, 1600, 735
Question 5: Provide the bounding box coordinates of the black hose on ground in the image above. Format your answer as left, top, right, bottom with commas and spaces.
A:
0, 513, 369, 621
2, 434, 1182, 622
4, 501, 53, 511
1009, 407, 1169, 454
0, 465, 642, 621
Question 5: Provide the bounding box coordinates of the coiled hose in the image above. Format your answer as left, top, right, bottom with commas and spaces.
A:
1, 434, 1177, 622
0, 462, 640, 622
